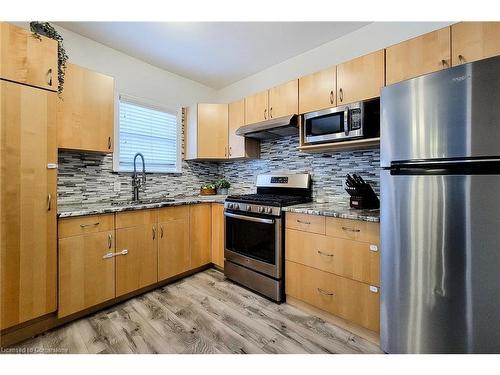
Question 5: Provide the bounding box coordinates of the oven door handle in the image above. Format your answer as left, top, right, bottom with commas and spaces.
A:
224, 212, 275, 224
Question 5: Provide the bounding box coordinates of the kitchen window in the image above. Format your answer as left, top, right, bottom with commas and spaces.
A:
114, 94, 181, 173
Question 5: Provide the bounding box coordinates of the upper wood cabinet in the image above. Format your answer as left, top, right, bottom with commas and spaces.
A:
228, 99, 259, 159
244, 80, 298, 125
336, 50, 385, 105
299, 67, 336, 114
244, 90, 268, 125
190, 203, 211, 269
0, 80, 57, 330
386, 27, 451, 85
57, 63, 114, 153
268, 79, 298, 119
58, 215, 115, 318
0, 22, 58, 92
158, 206, 190, 281
452, 22, 500, 66
197, 103, 228, 159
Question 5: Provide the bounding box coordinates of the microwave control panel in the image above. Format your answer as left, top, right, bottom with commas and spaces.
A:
350, 108, 362, 130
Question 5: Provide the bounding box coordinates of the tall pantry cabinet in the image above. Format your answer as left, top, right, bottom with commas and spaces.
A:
0, 22, 58, 331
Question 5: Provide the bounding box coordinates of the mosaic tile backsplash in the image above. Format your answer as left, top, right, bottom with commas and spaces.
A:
57, 135, 380, 205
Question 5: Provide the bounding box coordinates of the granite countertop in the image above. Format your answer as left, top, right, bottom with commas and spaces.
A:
58, 195, 227, 218
282, 201, 380, 222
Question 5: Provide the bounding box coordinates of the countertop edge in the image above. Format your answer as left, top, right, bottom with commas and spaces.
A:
282, 205, 380, 223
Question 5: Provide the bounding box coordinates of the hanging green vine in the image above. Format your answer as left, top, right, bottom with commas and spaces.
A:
30, 22, 68, 96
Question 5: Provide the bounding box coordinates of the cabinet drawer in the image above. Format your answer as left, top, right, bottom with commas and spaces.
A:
58, 214, 114, 238
325, 217, 379, 243
285, 229, 380, 285
285, 261, 379, 332
285, 212, 325, 234
158, 205, 189, 222
116, 209, 158, 229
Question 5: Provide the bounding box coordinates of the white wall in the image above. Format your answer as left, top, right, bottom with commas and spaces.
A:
14, 22, 217, 108
215, 22, 453, 103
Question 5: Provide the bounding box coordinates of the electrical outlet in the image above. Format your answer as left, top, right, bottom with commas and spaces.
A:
113, 181, 121, 192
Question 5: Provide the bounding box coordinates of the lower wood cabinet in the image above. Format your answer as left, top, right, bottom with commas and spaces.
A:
115, 210, 158, 297
58, 229, 115, 318
158, 206, 190, 280
189, 203, 212, 269
286, 261, 380, 332
211, 203, 225, 268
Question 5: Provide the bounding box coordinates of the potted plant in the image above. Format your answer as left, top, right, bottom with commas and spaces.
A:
215, 178, 230, 195
200, 183, 216, 196
30, 22, 69, 96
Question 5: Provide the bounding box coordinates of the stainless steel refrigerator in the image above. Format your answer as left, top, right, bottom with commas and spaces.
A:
380, 55, 500, 353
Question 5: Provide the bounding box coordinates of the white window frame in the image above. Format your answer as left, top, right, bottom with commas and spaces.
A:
113, 93, 182, 174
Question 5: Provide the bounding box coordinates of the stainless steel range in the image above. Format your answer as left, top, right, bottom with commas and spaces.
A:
224, 173, 311, 302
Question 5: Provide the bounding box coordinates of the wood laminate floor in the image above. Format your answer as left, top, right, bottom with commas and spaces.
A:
9, 269, 382, 354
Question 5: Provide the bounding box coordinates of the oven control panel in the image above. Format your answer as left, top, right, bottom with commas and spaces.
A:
270, 176, 288, 184
224, 202, 281, 217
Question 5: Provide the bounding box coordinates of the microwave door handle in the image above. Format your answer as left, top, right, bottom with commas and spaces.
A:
224, 212, 275, 225
344, 107, 350, 136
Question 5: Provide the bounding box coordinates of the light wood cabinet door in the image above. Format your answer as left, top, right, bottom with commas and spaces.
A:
386, 27, 451, 85
228, 99, 259, 159
0, 22, 58, 92
268, 79, 298, 119
299, 67, 336, 114
0, 81, 57, 330
286, 261, 380, 332
57, 63, 114, 153
115, 224, 158, 297
452, 22, 500, 66
336, 50, 385, 105
286, 229, 380, 286
190, 204, 211, 269
58, 231, 115, 318
244, 90, 269, 125
211, 203, 225, 268
197, 103, 228, 159
158, 207, 190, 280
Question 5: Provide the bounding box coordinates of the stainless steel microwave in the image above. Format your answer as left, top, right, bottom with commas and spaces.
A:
302, 98, 380, 144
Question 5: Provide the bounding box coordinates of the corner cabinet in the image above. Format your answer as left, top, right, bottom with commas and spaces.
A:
0, 80, 57, 330
386, 27, 451, 85
57, 63, 114, 153
186, 102, 259, 160
451, 22, 500, 66
0, 22, 58, 92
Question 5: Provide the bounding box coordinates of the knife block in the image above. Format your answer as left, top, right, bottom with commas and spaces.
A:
345, 184, 380, 209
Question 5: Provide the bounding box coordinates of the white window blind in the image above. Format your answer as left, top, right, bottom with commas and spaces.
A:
117, 96, 180, 173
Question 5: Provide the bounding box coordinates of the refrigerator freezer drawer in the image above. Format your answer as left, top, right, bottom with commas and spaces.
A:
380, 170, 500, 353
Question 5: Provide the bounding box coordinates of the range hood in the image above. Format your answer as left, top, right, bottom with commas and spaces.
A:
235, 114, 298, 140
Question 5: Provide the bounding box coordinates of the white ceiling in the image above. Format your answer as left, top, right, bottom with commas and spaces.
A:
57, 22, 370, 89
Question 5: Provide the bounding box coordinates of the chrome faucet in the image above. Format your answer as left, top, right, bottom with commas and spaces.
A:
132, 152, 146, 201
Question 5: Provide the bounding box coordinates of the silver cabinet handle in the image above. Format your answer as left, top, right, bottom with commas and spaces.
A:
152, 226, 156, 240
108, 233, 112, 249
80, 222, 100, 228
47, 193, 52, 211
102, 249, 128, 259
224, 146, 227, 157
108, 136, 112, 150
317, 250, 334, 257
269, 107, 273, 119
297, 219, 311, 225
341, 226, 360, 232
458, 54, 465, 64
160, 225, 164, 239
330, 90, 334, 104
47, 68, 53, 86
317, 288, 334, 296
339, 88, 343, 103
441, 59, 448, 68
229, 146, 232, 157
264, 108, 267, 120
